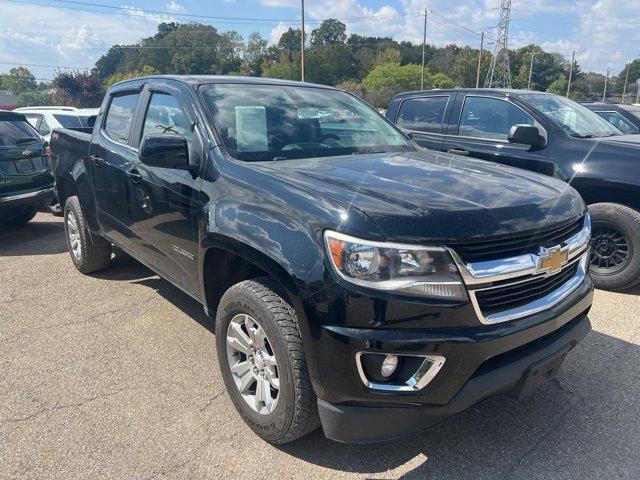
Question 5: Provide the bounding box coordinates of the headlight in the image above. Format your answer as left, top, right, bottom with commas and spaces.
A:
324, 230, 467, 300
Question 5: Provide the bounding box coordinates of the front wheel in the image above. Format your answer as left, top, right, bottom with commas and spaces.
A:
215, 277, 319, 444
588, 202, 640, 291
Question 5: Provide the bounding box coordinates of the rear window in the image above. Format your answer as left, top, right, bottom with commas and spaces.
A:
396, 96, 449, 133
104, 93, 140, 143
53, 114, 83, 129
0, 120, 40, 146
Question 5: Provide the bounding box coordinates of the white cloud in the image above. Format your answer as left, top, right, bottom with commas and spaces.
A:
165, 1, 186, 14
270, 22, 293, 44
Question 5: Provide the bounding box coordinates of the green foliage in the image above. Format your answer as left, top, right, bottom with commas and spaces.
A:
52, 71, 103, 108
262, 52, 300, 81
310, 19, 347, 46
105, 66, 160, 87
547, 76, 568, 95
2, 67, 37, 95
373, 49, 402, 66
16, 90, 53, 107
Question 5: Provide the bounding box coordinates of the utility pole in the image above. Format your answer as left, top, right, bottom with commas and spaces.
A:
636, 79, 640, 104
527, 51, 537, 90
300, 0, 305, 82
622, 61, 631, 104
421, 9, 428, 90
602, 67, 610, 102
566, 49, 575, 97
476, 31, 485, 88
485, 0, 512, 88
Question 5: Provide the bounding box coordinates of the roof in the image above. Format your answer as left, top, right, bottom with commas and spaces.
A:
0, 109, 27, 121
392, 88, 550, 99
112, 74, 336, 90
14, 106, 80, 114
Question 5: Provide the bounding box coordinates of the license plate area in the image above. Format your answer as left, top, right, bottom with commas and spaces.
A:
15, 159, 36, 174
507, 344, 572, 399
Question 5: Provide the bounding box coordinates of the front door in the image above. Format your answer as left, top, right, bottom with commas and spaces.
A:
443, 95, 555, 176
90, 91, 141, 252
128, 87, 202, 294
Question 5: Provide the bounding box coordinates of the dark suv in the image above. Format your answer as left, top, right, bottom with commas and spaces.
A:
0, 110, 54, 226
582, 102, 640, 134
388, 89, 640, 291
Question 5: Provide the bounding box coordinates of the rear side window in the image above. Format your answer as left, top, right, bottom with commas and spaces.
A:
458, 96, 534, 140
396, 96, 449, 133
0, 120, 40, 146
595, 111, 639, 134
53, 114, 83, 129
104, 93, 140, 143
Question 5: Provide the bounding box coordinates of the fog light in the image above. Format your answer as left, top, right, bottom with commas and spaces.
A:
381, 355, 399, 378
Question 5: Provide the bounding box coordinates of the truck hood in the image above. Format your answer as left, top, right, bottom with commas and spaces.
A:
595, 133, 640, 147
253, 150, 585, 243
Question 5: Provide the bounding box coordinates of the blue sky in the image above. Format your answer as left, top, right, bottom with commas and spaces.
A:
1, 0, 638, 82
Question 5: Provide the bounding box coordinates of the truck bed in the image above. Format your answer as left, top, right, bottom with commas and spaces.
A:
50, 128, 91, 180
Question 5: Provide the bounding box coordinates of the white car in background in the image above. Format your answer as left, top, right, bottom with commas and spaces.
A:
14, 106, 95, 143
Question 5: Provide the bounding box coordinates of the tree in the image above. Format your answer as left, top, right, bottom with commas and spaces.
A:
262, 52, 300, 81
373, 49, 402, 66
242, 32, 268, 77
363, 63, 422, 107
452, 46, 490, 87
3, 67, 37, 95
547, 76, 567, 95
310, 19, 347, 46
614, 59, 640, 95
16, 90, 53, 107
104, 66, 160, 87
92, 45, 127, 81
52, 71, 104, 107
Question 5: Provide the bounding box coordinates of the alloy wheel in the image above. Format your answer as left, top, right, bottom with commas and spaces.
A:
66, 210, 82, 261
226, 313, 280, 415
590, 224, 631, 275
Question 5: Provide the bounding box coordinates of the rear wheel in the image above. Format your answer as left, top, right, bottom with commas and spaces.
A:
46, 193, 62, 216
215, 277, 319, 444
64, 196, 112, 274
588, 202, 640, 291
1, 210, 37, 226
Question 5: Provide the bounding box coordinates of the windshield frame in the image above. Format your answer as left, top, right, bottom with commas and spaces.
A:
198, 82, 415, 163
520, 93, 622, 138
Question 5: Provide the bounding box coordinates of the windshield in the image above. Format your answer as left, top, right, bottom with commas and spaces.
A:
521, 94, 621, 138
0, 120, 40, 146
200, 83, 412, 162
53, 114, 83, 129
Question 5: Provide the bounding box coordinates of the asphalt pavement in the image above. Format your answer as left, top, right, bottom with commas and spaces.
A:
1, 214, 639, 479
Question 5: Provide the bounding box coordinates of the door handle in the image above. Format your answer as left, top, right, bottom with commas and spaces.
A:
90, 155, 106, 166
126, 168, 142, 184
447, 148, 469, 156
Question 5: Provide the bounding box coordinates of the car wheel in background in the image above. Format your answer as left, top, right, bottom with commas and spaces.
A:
215, 277, 320, 444
46, 193, 63, 216
63, 196, 112, 274
588, 202, 640, 291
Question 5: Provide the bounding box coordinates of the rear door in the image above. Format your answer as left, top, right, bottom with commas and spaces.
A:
443, 94, 555, 176
392, 95, 451, 151
0, 116, 51, 198
89, 88, 142, 253
127, 83, 203, 293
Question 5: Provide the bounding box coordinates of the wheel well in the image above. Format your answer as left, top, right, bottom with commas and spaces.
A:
56, 177, 78, 209
203, 247, 288, 317
572, 184, 640, 212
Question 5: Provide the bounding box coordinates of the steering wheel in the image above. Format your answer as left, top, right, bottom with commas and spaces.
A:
281, 142, 331, 151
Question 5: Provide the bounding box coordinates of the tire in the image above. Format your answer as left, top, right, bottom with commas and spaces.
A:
1, 210, 37, 226
215, 277, 320, 444
588, 202, 640, 291
46, 193, 63, 216
63, 196, 112, 274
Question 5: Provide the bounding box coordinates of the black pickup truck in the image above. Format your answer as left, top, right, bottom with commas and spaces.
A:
387, 89, 640, 291
51, 76, 593, 444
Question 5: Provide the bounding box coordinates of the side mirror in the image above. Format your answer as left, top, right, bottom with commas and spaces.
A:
139, 134, 189, 169
508, 124, 546, 149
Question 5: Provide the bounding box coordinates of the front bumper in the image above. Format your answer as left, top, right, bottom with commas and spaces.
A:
306, 275, 593, 443
0, 187, 55, 217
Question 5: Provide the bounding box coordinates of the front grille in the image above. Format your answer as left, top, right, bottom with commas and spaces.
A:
451, 217, 584, 263
474, 261, 580, 317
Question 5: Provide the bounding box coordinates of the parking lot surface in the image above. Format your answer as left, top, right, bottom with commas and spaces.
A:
1, 214, 639, 479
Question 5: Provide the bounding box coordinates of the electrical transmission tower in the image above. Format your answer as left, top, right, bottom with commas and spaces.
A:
485, 0, 512, 88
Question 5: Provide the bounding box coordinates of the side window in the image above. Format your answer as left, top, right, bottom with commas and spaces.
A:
595, 111, 639, 134
24, 114, 41, 130
396, 96, 449, 133
141, 92, 193, 156
458, 96, 534, 140
104, 92, 140, 144
38, 117, 52, 136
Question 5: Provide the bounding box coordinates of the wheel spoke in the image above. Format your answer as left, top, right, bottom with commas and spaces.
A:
237, 370, 255, 394
230, 360, 251, 376
228, 322, 252, 354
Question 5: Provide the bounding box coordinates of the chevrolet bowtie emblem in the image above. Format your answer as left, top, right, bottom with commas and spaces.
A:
22, 149, 32, 156
535, 246, 568, 275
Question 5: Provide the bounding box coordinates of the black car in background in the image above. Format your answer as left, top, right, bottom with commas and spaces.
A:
582, 102, 640, 134
387, 89, 640, 291
0, 110, 54, 226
